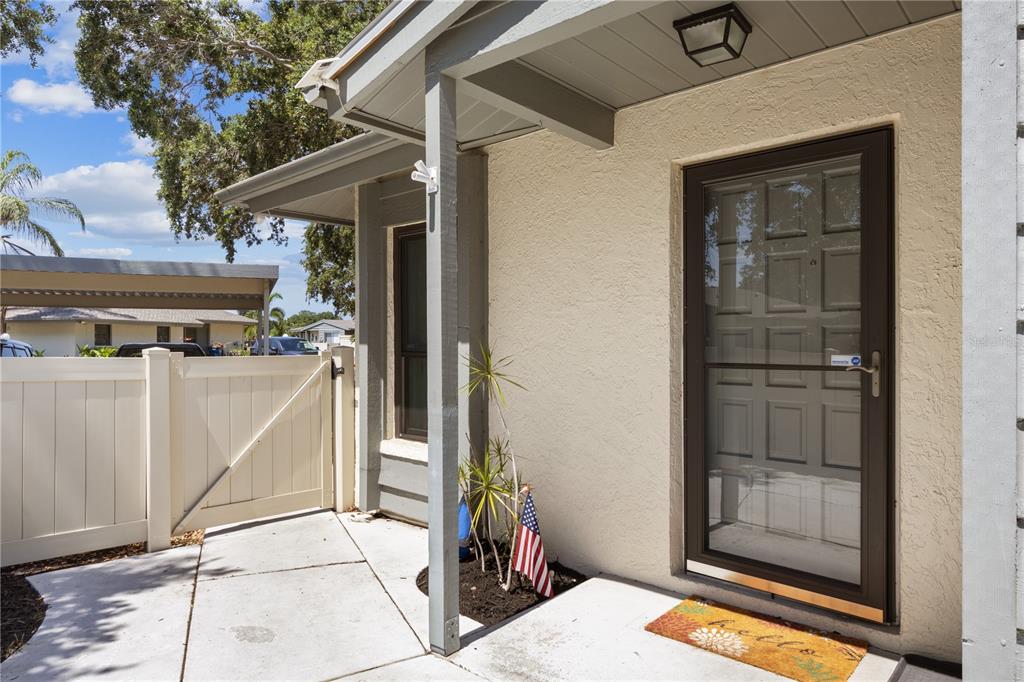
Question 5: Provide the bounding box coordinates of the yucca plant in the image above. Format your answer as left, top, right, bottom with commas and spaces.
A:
459, 438, 516, 576
462, 344, 529, 590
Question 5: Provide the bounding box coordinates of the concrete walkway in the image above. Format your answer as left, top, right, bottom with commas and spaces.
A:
1, 510, 899, 681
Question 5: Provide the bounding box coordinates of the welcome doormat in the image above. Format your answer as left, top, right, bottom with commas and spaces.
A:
644, 597, 868, 682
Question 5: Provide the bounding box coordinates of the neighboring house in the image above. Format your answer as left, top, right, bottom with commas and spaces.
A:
216, 2, 1019, 677
289, 318, 355, 345
5, 307, 256, 356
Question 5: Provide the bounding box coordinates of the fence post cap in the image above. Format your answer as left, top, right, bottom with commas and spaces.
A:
142, 347, 172, 357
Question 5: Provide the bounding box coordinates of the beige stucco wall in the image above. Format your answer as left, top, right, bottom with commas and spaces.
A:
207, 323, 248, 349
483, 16, 961, 659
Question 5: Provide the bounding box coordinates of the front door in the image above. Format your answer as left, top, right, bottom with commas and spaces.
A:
684, 128, 892, 622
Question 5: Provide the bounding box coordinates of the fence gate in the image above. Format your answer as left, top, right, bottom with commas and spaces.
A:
171, 353, 333, 534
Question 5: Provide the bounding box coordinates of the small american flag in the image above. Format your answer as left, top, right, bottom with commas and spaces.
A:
512, 492, 553, 598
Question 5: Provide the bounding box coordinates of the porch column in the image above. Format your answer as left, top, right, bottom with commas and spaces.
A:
261, 280, 270, 356
961, 0, 1017, 678
425, 55, 461, 656
356, 181, 386, 511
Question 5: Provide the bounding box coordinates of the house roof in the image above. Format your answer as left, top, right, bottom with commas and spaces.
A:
290, 318, 355, 333
213, 132, 419, 226
5, 307, 256, 326
0, 255, 278, 310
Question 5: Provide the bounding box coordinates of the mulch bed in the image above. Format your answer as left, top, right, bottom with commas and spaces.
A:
1, 530, 204, 662
416, 547, 586, 626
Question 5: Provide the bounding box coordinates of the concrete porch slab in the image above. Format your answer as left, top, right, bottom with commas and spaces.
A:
1, 544, 201, 681
338, 512, 484, 647
184, 562, 424, 681
198, 509, 362, 580
450, 576, 899, 682
341, 653, 482, 680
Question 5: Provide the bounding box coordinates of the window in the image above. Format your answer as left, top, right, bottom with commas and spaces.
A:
157, 326, 170, 342
395, 224, 427, 440
683, 128, 893, 622
94, 324, 111, 346
183, 327, 199, 343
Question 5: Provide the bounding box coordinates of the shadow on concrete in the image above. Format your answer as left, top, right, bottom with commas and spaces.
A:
1, 545, 229, 681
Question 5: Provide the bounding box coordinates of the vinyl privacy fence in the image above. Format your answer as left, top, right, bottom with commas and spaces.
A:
0, 348, 355, 567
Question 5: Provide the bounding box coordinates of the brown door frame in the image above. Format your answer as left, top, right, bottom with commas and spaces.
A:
683, 127, 894, 622
394, 223, 428, 441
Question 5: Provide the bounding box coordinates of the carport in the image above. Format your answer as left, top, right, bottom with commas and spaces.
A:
0, 254, 279, 354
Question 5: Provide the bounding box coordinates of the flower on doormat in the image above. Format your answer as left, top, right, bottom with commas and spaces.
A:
688, 627, 748, 657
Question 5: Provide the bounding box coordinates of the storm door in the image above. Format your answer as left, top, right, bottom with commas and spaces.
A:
684, 128, 892, 622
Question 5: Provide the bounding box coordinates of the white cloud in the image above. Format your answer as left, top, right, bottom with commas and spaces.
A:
9, 111, 23, 123
6, 79, 98, 115
69, 247, 133, 258
122, 132, 155, 157
34, 160, 172, 241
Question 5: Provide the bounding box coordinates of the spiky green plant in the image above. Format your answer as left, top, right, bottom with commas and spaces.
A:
0, 150, 84, 256
463, 344, 530, 590
459, 438, 517, 575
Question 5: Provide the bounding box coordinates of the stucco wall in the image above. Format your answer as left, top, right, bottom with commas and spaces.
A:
8, 322, 250, 354
6, 322, 81, 356
207, 323, 248, 349
484, 16, 961, 659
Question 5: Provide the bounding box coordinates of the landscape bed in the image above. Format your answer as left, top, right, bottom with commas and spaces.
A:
416, 552, 586, 626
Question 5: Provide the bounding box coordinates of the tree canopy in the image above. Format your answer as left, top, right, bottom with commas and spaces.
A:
71, 0, 387, 315
1, 0, 56, 66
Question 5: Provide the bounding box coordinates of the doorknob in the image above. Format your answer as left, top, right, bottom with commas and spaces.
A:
845, 350, 881, 398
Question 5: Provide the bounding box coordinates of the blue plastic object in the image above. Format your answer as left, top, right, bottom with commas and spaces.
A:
458, 497, 472, 559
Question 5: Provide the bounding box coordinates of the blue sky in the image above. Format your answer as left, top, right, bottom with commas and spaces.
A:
1, 4, 331, 315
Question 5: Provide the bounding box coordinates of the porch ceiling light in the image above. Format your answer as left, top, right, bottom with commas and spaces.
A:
673, 3, 752, 67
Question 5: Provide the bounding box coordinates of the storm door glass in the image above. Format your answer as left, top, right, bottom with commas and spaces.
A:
685, 129, 891, 622
704, 155, 863, 582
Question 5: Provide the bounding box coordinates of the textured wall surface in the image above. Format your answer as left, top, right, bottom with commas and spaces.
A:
485, 16, 961, 658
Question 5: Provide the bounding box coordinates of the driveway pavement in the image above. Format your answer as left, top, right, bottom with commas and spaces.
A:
1, 510, 899, 681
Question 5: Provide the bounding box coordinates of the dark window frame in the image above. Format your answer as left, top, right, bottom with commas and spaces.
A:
156, 326, 170, 343
683, 127, 894, 623
394, 223, 428, 441
94, 324, 112, 347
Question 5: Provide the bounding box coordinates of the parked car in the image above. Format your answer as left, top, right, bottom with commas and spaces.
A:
114, 342, 207, 357
0, 335, 35, 357
251, 336, 318, 356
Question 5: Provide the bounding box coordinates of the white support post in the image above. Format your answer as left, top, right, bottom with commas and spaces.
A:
333, 345, 356, 511
356, 181, 386, 511
961, 0, 1018, 677
168, 351, 185, 535
144, 347, 172, 552
261, 280, 271, 356
425, 51, 461, 657
319, 349, 334, 509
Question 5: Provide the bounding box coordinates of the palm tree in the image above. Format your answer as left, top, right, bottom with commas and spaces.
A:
1, 150, 85, 256
244, 292, 287, 340
1, 150, 86, 333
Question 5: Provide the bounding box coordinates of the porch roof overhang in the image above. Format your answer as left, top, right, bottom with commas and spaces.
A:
0, 255, 278, 310
296, 0, 960, 153
214, 132, 422, 226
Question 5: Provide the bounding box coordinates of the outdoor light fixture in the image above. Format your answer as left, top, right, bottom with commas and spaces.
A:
410, 159, 438, 194
673, 3, 752, 67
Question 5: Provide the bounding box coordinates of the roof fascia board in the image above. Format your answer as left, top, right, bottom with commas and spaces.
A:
0, 255, 278, 282
460, 60, 613, 149
330, 1, 476, 112
244, 142, 423, 214
428, 0, 661, 79
214, 132, 401, 205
